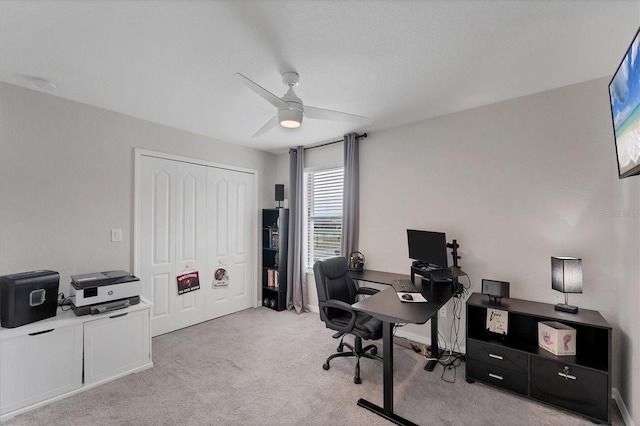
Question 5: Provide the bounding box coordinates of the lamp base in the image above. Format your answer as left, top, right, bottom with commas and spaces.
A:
555, 303, 578, 314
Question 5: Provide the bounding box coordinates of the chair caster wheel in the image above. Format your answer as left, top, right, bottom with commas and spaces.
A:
323, 363, 330, 370
370, 347, 377, 355
337, 344, 344, 352
354, 377, 362, 384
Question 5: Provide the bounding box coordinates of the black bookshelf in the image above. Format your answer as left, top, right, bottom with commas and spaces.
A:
262, 209, 288, 311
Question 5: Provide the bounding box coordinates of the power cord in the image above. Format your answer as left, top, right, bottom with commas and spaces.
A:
436, 274, 472, 383
57, 292, 74, 311
390, 273, 474, 383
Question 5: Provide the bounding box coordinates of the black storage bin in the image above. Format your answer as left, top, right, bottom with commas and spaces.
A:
0, 270, 59, 328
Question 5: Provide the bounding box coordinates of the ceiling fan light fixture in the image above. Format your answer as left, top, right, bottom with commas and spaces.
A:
278, 108, 303, 128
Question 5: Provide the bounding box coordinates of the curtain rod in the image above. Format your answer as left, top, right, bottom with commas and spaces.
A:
290, 133, 367, 153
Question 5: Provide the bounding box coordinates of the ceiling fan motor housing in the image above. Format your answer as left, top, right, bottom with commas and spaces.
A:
279, 85, 304, 127
278, 106, 303, 128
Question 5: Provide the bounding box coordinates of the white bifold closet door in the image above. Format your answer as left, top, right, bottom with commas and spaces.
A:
205, 167, 254, 319
137, 154, 255, 337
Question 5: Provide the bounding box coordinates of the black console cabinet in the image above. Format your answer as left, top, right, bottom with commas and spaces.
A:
262, 209, 288, 311
466, 292, 611, 424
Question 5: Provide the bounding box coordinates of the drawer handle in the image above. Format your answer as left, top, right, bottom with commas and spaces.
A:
28, 329, 54, 336
558, 372, 577, 380
109, 312, 128, 319
488, 373, 504, 381
488, 353, 503, 360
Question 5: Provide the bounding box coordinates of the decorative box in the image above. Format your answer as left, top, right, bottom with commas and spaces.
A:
538, 321, 576, 355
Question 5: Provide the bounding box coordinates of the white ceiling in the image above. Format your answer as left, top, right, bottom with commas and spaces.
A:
1, 1, 639, 153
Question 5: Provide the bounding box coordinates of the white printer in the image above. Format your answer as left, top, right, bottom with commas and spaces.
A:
69, 270, 141, 315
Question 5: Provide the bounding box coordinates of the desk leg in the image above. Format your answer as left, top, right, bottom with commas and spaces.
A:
424, 312, 442, 372
383, 320, 393, 412
357, 321, 418, 426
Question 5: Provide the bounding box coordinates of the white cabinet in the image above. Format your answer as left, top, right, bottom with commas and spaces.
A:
84, 309, 150, 385
0, 325, 83, 414
0, 299, 153, 421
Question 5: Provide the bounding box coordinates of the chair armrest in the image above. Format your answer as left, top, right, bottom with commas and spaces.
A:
319, 299, 357, 334
357, 287, 379, 296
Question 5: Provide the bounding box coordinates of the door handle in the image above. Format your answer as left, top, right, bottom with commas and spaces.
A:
558, 372, 577, 380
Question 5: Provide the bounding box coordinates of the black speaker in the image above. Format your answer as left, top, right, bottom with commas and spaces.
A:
275, 184, 284, 202
482, 279, 510, 301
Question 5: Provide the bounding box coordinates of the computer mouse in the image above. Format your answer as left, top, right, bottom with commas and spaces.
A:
401, 294, 413, 301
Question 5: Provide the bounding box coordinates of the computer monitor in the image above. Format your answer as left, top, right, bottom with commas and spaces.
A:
407, 229, 448, 269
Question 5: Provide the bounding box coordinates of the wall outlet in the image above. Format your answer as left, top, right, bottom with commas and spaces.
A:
439, 306, 447, 317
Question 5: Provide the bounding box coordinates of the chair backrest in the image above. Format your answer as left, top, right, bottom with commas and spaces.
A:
313, 257, 358, 320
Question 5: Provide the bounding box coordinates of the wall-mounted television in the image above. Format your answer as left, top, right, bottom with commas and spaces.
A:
609, 26, 640, 179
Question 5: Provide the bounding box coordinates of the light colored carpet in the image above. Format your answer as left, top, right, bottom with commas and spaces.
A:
5, 307, 623, 425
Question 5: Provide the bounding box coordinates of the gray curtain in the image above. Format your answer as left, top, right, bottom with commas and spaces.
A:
341, 133, 359, 257
287, 146, 308, 314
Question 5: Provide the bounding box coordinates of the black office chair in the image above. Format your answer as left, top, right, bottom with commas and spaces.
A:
313, 257, 383, 384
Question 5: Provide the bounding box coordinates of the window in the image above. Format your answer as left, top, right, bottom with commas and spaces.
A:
305, 167, 344, 268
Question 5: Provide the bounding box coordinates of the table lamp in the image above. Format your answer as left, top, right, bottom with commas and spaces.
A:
551, 256, 582, 314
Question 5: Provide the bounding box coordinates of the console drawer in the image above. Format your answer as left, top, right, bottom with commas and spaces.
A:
530, 357, 608, 423
467, 339, 527, 374
466, 359, 527, 395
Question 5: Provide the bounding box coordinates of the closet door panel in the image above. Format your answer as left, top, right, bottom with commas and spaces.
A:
139, 156, 207, 336
140, 157, 177, 336
206, 169, 255, 319
174, 162, 207, 329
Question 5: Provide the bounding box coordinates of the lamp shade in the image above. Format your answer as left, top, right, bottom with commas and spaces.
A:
551, 257, 582, 294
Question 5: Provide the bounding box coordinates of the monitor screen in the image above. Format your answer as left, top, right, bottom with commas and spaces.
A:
609, 26, 640, 178
407, 229, 448, 268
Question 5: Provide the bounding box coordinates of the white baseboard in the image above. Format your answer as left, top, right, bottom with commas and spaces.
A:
613, 388, 635, 426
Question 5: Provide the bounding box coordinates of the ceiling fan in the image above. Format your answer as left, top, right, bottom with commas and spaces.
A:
233, 71, 371, 137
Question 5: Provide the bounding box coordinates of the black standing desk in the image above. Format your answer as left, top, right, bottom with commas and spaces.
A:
350, 269, 456, 426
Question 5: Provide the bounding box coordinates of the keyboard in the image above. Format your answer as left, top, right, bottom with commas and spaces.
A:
391, 279, 419, 293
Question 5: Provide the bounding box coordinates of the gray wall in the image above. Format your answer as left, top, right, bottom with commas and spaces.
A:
295, 77, 638, 424
0, 82, 278, 296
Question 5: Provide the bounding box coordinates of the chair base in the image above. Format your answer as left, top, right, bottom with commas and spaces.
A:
323, 335, 382, 384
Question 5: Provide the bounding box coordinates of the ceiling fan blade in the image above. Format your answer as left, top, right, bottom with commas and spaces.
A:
234, 73, 288, 109
305, 106, 371, 124
253, 116, 279, 138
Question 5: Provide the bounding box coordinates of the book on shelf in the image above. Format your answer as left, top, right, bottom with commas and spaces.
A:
271, 231, 279, 249
266, 269, 279, 288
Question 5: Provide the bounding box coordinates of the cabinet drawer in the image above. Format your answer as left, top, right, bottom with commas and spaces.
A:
0, 325, 83, 414
466, 359, 528, 395
84, 309, 151, 385
530, 357, 608, 423
467, 339, 527, 374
